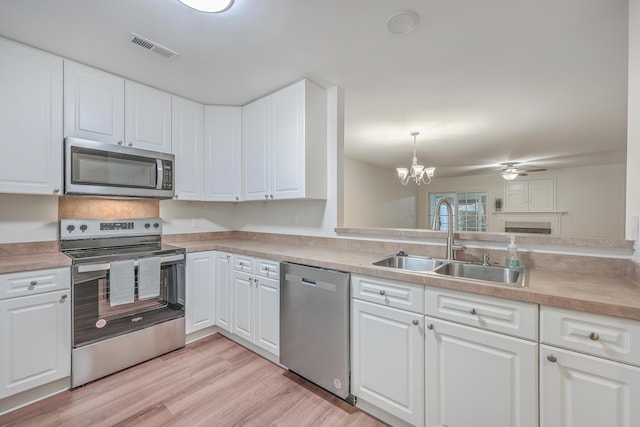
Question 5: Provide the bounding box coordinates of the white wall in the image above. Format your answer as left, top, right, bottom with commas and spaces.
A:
0, 195, 59, 243
627, 0, 640, 249
410, 164, 624, 239
343, 157, 418, 228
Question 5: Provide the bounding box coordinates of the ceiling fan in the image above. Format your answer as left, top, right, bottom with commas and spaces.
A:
500, 162, 547, 180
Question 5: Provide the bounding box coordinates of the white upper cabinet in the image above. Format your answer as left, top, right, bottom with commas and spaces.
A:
64, 61, 172, 153
172, 96, 204, 200
0, 38, 63, 195
242, 79, 327, 201
505, 178, 555, 211
242, 96, 272, 200
64, 61, 125, 144
204, 106, 242, 201
125, 80, 172, 152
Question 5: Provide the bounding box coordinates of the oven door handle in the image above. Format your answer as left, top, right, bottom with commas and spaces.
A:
76, 254, 185, 273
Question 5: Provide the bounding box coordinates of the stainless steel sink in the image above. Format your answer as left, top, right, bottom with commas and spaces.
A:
432, 262, 526, 286
371, 254, 444, 272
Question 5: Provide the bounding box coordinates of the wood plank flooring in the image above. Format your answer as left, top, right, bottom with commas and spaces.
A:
0, 334, 387, 427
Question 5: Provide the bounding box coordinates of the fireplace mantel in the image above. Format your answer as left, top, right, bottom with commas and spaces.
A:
492, 211, 567, 234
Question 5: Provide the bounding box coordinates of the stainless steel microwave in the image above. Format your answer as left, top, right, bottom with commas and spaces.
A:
64, 137, 175, 199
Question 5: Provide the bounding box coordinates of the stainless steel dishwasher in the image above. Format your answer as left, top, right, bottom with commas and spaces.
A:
280, 262, 354, 403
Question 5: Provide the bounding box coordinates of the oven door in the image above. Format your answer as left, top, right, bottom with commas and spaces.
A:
72, 254, 184, 348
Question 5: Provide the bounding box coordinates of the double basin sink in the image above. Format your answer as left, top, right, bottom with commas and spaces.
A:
370, 253, 526, 287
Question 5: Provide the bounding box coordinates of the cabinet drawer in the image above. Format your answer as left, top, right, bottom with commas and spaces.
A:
425, 287, 538, 340
232, 254, 254, 273
0, 268, 70, 300
541, 305, 640, 366
256, 258, 279, 279
351, 274, 424, 313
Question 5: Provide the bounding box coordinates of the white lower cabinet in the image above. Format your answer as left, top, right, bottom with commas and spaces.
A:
425, 316, 538, 427
351, 299, 424, 427
214, 251, 233, 332
229, 255, 280, 356
540, 344, 640, 427
185, 251, 216, 334
540, 305, 640, 427
0, 268, 71, 399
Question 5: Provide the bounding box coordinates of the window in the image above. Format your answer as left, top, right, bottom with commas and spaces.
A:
429, 191, 487, 232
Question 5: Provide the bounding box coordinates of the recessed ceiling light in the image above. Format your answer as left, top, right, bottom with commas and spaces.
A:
177, 0, 234, 13
386, 10, 419, 35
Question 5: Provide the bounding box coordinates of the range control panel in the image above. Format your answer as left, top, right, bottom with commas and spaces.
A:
60, 218, 162, 240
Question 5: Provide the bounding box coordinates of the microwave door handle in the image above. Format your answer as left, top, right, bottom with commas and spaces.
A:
156, 159, 163, 190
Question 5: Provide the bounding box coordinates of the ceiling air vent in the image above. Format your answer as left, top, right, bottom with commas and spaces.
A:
130, 33, 179, 58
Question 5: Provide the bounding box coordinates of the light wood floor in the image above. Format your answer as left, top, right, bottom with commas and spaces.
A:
0, 334, 387, 427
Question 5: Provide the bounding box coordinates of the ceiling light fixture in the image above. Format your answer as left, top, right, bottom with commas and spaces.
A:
177, 0, 234, 13
502, 167, 520, 181
397, 132, 435, 186
386, 10, 419, 35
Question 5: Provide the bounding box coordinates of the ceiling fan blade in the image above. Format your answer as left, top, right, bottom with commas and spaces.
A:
518, 172, 529, 176
523, 168, 547, 173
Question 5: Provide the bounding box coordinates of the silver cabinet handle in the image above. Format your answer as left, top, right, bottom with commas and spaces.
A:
379, 290, 386, 296
52, 188, 60, 194
427, 324, 434, 330
235, 196, 239, 201
469, 308, 477, 315
117, 140, 123, 145
264, 195, 269, 199
412, 319, 419, 326
128, 142, 133, 147
174, 194, 179, 199
60, 294, 68, 301
269, 195, 274, 199
589, 332, 600, 341
547, 354, 557, 363
30, 280, 37, 286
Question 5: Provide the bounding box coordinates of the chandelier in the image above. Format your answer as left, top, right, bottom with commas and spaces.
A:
396, 131, 435, 185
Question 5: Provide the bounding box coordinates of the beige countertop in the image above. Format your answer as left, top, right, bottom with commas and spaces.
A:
0, 252, 71, 274
176, 238, 640, 321
1, 238, 638, 322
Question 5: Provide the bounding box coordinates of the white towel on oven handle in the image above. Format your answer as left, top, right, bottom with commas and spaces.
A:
109, 260, 135, 306
138, 256, 161, 300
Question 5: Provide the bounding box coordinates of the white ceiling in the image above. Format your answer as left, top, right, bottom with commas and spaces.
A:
0, 0, 629, 177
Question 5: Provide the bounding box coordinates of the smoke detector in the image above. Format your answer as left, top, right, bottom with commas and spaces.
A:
130, 33, 179, 58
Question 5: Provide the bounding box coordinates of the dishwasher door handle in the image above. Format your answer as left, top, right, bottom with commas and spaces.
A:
285, 273, 337, 292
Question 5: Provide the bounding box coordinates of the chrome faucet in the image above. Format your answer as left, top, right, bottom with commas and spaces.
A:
431, 198, 464, 260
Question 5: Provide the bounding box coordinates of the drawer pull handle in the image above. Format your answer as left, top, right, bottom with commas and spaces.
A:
60, 294, 68, 301
469, 308, 477, 315
30, 280, 38, 286
427, 324, 434, 330
412, 319, 419, 326
379, 290, 386, 296
547, 354, 557, 363
589, 332, 600, 341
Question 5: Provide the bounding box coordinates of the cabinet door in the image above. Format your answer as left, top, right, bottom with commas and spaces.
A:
64, 61, 124, 144
172, 96, 204, 201
505, 181, 529, 211
529, 178, 555, 211
0, 290, 70, 399
232, 270, 254, 342
351, 299, 424, 427
254, 275, 279, 355
214, 251, 233, 333
204, 106, 242, 201
540, 344, 640, 427
185, 252, 215, 334
425, 317, 538, 427
0, 39, 63, 196
271, 80, 304, 200
242, 96, 271, 201
124, 81, 172, 152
